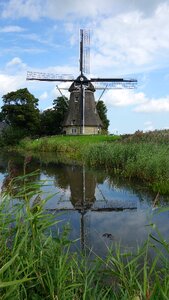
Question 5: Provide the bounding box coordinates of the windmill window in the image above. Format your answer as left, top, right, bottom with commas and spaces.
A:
75, 97, 78, 102
72, 128, 76, 134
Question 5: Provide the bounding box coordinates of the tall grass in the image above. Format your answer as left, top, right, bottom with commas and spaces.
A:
19, 135, 118, 151
0, 174, 110, 299
84, 142, 169, 194
1, 173, 169, 299
17, 130, 169, 194
18, 135, 119, 160
84, 142, 169, 177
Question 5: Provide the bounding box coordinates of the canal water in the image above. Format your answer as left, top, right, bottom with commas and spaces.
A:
0, 151, 169, 257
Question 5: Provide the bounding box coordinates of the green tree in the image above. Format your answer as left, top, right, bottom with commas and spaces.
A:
40, 96, 68, 136
0, 111, 4, 122
40, 109, 57, 136
96, 100, 109, 133
53, 96, 69, 134
1, 88, 40, 136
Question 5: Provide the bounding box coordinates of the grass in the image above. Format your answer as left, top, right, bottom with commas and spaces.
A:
1, 172, 169, 299
18, 135, 119, 160
17, 130, 169, 194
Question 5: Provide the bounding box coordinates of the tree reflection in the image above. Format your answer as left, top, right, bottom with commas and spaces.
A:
1, 155, 40, 198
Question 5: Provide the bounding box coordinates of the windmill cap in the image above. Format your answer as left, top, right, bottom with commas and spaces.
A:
69, 74, 95, 92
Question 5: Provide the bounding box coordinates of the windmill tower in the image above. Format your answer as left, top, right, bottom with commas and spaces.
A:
27, 29, 137, 135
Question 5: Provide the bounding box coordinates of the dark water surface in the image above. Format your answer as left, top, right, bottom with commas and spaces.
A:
0, 151, 169, 257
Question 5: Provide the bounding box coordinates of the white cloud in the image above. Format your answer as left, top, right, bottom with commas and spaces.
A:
1, 0, 163, 20
134, 97, 169, 112
6, 57, 26, 68
104, 89, 147, 107
0, 73, 25, 98
0, 25, 25, 32
0, 58, 27, 100
103, 89, 169, 114
1, 0, 42, 20
91, 3, 169, 75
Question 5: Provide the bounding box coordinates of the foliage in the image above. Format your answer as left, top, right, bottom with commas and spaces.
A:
40, 108, 57, 136
40, 96, 69, 136
96, 100, 110, 132
0, 127, 29, 146
0, 111, 4, 122
1, 88, 40, 137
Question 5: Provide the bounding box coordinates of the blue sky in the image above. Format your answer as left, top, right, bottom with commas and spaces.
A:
0, 0, 169, 134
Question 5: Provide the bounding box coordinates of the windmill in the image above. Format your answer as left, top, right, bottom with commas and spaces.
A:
27, 29, 137, 135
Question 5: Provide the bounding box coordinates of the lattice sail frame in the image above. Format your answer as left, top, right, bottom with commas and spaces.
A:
81, 29, 90, 75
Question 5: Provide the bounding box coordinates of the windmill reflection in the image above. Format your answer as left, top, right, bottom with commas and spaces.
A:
72, 165, 98, 250
51, 164, 137, 250
66, 165, 96, 210
57, 164, 96, 250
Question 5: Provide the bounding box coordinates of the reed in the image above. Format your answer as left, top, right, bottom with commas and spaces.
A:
0, 173, 169, 299
84, 142, 169, 194
0, 175, 110, 299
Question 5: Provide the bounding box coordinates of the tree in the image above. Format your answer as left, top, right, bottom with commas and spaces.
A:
53, 96, 69, 134
0, 111, 4, 122
96, 100, 110, 133
1, 88, 40, 136
40, 96, 69, 136
40, 109, 57, 136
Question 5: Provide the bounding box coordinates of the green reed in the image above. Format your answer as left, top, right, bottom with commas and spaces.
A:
0, 173, 113, 299
84, 142, 169, 194
0, 172, 169, 299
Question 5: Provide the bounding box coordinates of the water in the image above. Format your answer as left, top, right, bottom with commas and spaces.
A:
0, 151, 169, 257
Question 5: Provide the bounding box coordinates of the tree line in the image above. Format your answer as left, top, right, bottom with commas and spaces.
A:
0, 88, 109, 145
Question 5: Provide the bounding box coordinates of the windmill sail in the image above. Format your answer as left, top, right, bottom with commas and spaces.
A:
80, 29, 90, 75
26, 71, 74, 82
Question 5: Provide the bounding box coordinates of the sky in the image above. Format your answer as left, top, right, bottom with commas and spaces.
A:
0, 0, 169, 134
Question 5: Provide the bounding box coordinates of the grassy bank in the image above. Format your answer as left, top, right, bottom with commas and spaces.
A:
18, 135, 119, 161
1, 175, 169, 299
17, 130, 169, 194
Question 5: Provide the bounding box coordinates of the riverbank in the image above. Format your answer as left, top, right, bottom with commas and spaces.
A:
17, 130, 169, 194
1, 179, 169, 299
18, 134, 119, 160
